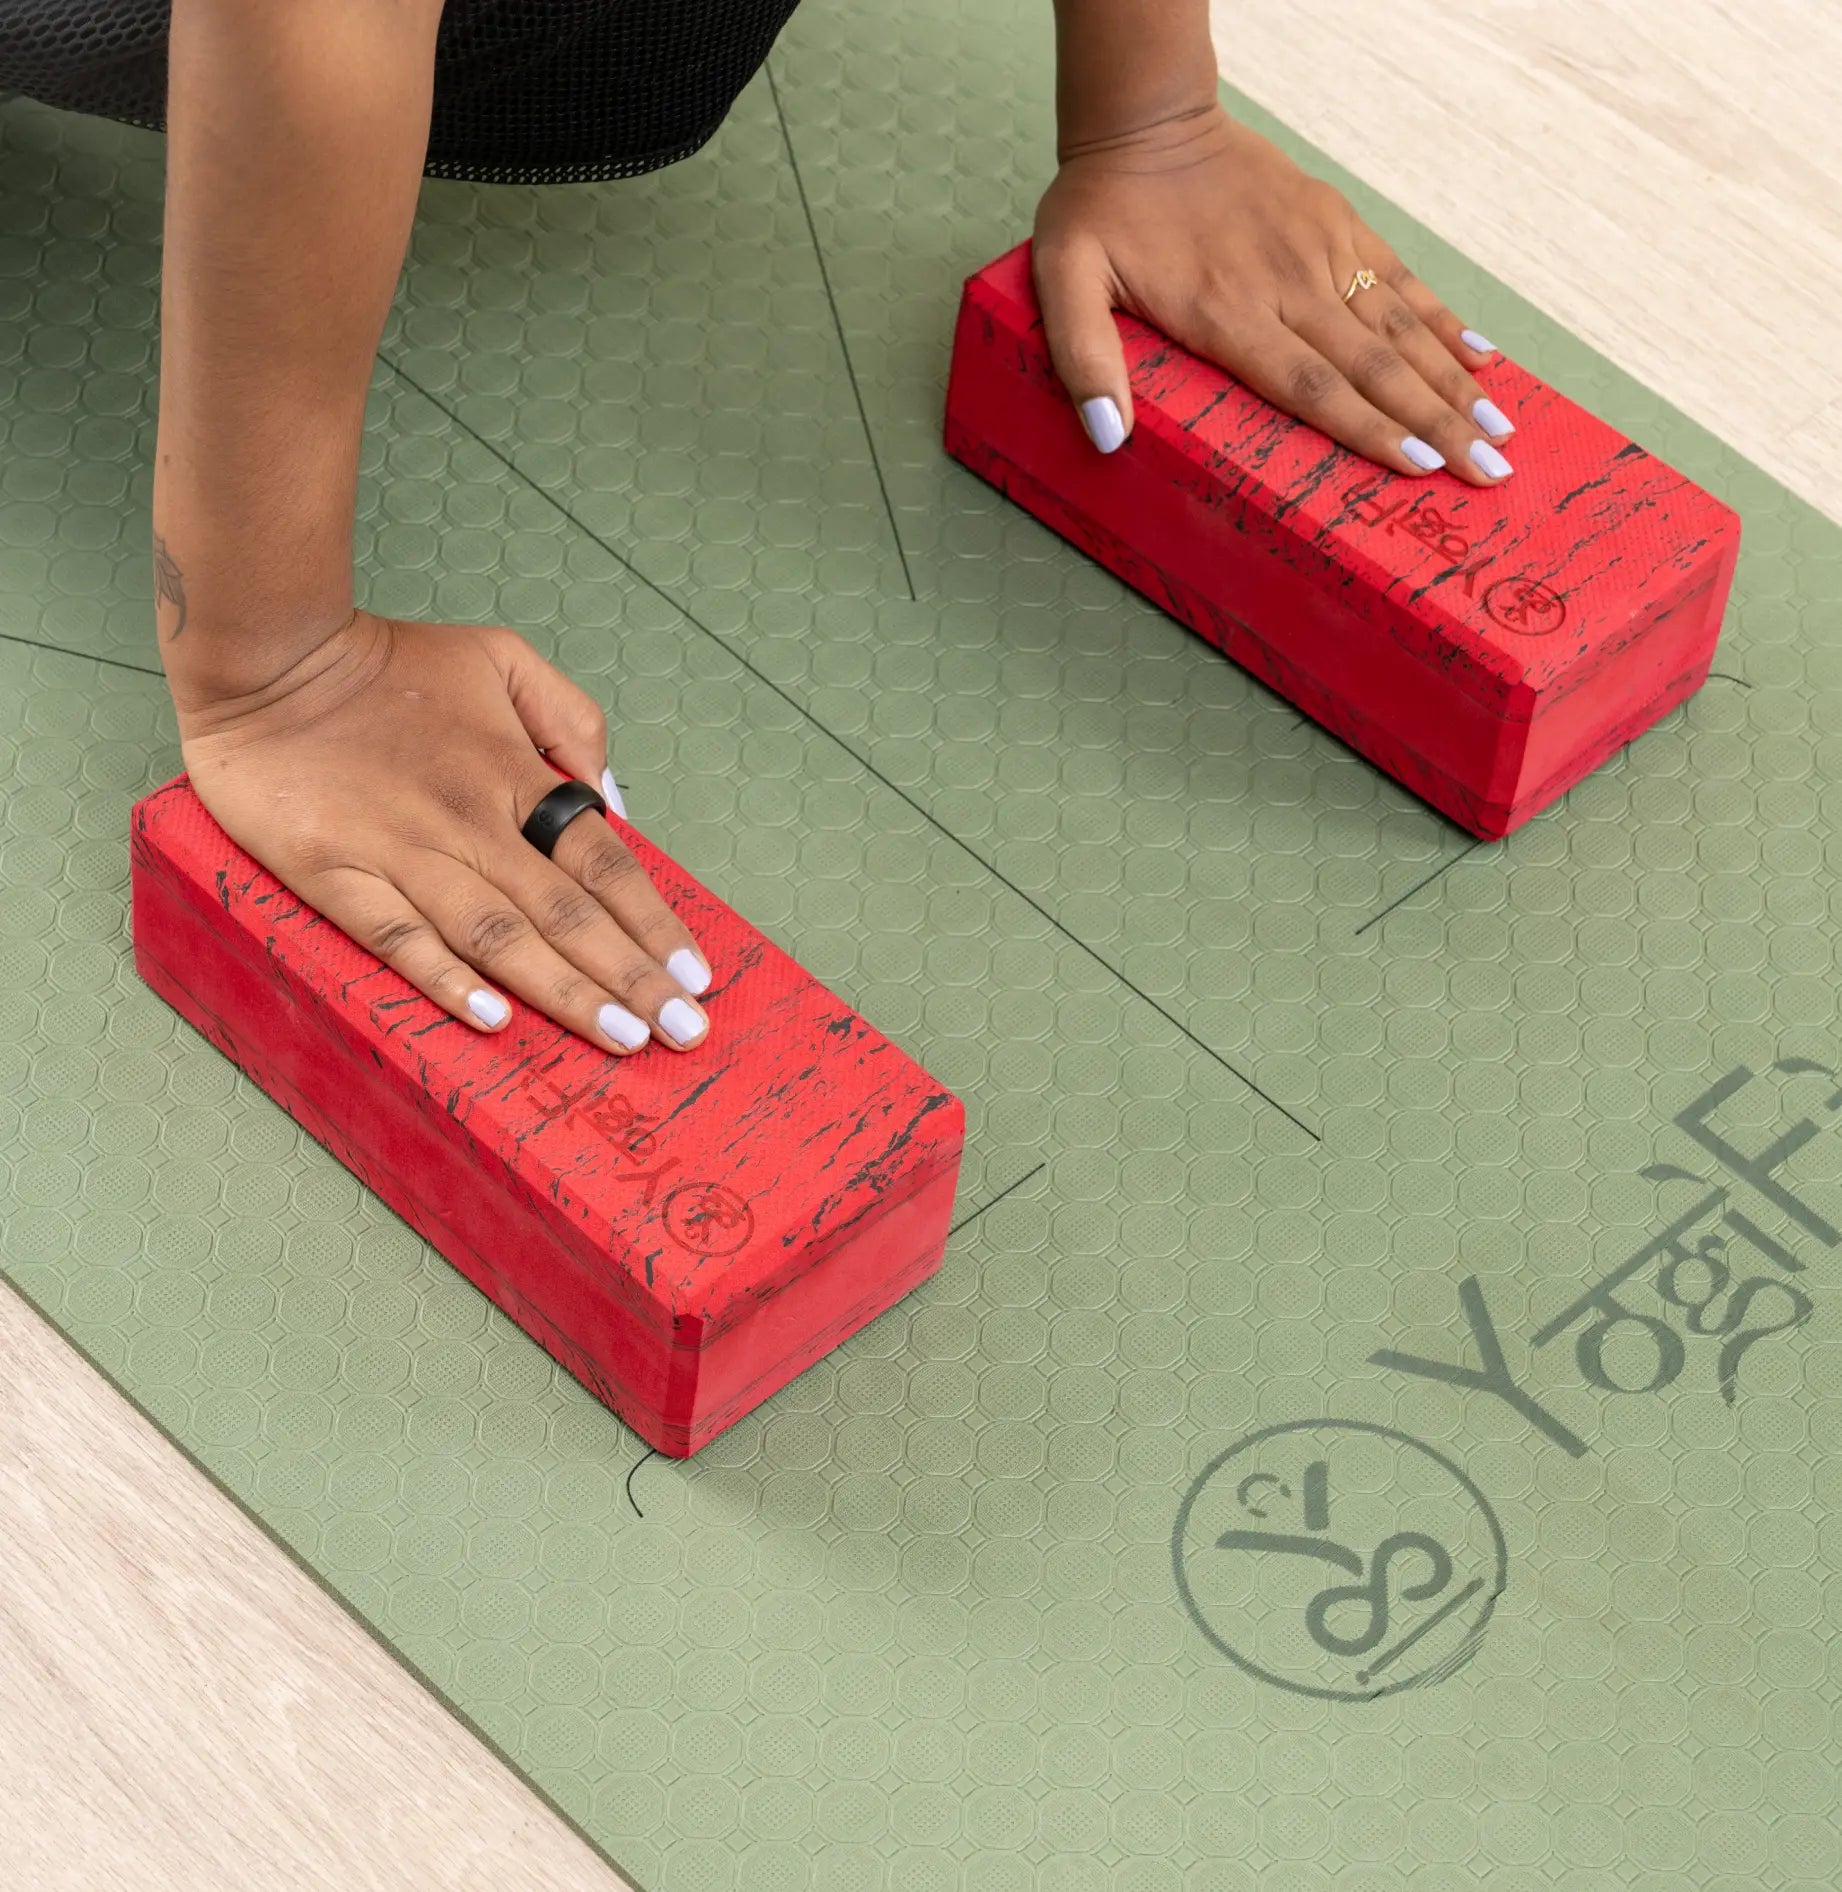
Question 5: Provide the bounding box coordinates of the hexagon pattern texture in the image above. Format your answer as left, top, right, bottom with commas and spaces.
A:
3, 1, 1841, 1888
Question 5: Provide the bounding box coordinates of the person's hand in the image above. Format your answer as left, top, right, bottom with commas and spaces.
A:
171, 611, 713, 1056
1033, 104, 1516, 484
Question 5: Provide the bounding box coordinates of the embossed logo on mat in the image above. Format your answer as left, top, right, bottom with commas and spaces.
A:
1177, 1060, 1835, 1698
1172, 1420, 1505, 1701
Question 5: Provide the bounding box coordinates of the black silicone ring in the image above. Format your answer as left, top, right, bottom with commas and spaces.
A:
519, 779, 607, 858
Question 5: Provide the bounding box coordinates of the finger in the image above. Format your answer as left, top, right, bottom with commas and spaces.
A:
1366, 255, 1516, 444
1296, 290, 1514, 487
1339, 280, 1517, 472
312, 867, 515, 1035
1377, 248, 1503, 373
488, 628, 626, 815
1215, 312, 1449, 480
547, 799, 712, 999
402, 855, 680, 1057
494, 781, 710, 1051
1032, 237, 1133, 453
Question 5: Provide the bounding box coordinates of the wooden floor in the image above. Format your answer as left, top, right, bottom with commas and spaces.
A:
0, 1286, 618, 1892
0, 8, 1829, 1889
1218, 0, 1841, 518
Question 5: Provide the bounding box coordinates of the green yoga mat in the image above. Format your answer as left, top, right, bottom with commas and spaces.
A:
4, 1, 1840, 1886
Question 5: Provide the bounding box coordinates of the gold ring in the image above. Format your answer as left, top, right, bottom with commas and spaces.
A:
1343, 267, 1380, 302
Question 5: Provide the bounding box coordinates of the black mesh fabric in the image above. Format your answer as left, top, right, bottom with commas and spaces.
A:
0, 0, 806, 183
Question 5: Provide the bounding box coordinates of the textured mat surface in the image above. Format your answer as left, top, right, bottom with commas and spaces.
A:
3, 1, 1841, 1887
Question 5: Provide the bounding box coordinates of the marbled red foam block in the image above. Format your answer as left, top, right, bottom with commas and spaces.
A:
944, 242, 1742, 838
130, 777, 965, 1457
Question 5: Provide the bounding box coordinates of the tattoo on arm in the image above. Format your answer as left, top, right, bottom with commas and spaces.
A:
152, 532, 188, 639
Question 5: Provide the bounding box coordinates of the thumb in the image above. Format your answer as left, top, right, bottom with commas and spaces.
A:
1033, 242, 1134, 454
491, 630, 627, 818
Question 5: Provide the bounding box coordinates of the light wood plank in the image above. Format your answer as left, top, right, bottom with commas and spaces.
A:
0, 1284, 627, 1892
1214, 0, 1842, 519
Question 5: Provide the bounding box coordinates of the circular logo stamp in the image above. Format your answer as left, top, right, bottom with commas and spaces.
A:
660, 1181, 755, 1257
1483, 577, 1568, 636
1172, 1419, 1506, 1701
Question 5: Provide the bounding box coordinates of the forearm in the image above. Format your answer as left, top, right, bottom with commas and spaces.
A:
1050, 0, 1219, 159
155, 0, 443, 701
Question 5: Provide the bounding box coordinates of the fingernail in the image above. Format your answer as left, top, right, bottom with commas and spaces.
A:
600, 767, 627, 819
1461, 328, 1496, 355
1079, 396, 1126, 454
597, 1001, 650, 1051
658, 996, 706, 1047
666, 947, 711, 997
1473, 398, 1514, 440
1470, 439, 1514, 480
467, 988, 509, 1028
1402, 436, 1445, 473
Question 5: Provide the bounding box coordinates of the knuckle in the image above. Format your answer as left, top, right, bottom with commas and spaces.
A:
1378, 300, 1421, 344
539, 884, 603, 941
549, 970, 593, 1013
624, 908, 682, 958
462, 905, 530, 961
1284, 355, 1342, 411
1350, 343, 1404, 389
1059, 341, 1118, 382
1260, 239, 1312, 288
367, 914, 430, 963
1203, 301, 1257, 353
577, 837, 644, 898
426, 959, 470, 998
1194, 264, 1239, 307
431, 777, 485, 827
610, 956, 664, 1005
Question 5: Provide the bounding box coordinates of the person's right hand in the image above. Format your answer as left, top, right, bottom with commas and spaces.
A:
169, 610, 713, 1057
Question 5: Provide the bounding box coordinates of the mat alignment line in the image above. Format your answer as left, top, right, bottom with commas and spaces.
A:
378, 354, 1321, 1144
1355, 667, 1755, 939
0, 627, 165, 681
765, 60, 918, 604
1354, 839, 1486, 937
625, 1447, 659, 1518
948, 1160, 1048, 1239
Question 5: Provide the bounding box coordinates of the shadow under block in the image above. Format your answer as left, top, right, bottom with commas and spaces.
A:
128, 778, 966, 1458
944, 242, 1742, 839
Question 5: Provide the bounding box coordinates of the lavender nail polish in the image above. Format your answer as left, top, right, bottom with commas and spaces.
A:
1470, 439, 1514, 480
598, 1002, 650, 1050
1473, 398, 1514, 440
666, 948, 711, 997
1079, 396, 1126, 454
1460, 328, 1497, 355
658, 997, 706, 1047
1402, 436, 1446, 473
467, 989, 509, 1028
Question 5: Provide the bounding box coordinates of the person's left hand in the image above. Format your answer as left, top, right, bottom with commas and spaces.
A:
1032, 103, 1516, 484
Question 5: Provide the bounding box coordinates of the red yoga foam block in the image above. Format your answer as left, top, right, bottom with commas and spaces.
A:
943, 241, 1742, 839
130, 777, 966, 1457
